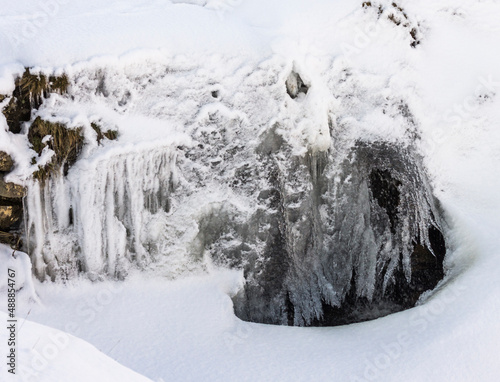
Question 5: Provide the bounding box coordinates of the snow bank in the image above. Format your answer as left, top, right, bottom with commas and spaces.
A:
0, 245, 38, 306
0, 310, 153, 382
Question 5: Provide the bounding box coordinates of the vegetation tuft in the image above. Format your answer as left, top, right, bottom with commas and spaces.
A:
2, 68, 70, 134
19, 68, 48, 107
48, 74, 70, 94
362, 1, 383, 15
92, 122, 118, 144
29, 117, 84, 183
361, 1, 420, 47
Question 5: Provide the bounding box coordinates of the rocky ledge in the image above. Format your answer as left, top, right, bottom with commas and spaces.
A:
0, 152, 24, 248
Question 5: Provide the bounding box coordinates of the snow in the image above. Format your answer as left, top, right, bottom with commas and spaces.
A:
1, 0, 500, 381
0, 311, 153, 382
0, 244, 152, 382
6, 250, 500, 382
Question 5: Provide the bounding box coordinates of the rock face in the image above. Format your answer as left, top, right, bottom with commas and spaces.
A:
0, 69, 71, 248
307, 143, 446, 325
0, 205, 23, 230
0, 155, 24, 249
0, 152, 14, 172
28, 117, 84, 183
0, 175, 25, 199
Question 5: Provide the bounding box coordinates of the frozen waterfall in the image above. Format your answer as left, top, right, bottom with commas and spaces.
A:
22, 61, 447, 326
26, 147, 178, 280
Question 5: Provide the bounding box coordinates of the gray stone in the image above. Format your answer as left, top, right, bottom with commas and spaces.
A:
286, 71, 309, 99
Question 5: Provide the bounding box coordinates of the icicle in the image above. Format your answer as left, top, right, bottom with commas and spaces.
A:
26, 147, 178, 281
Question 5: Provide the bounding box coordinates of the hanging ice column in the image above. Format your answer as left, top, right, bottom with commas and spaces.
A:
225, 140, 448, 326
26, 147, 178, 281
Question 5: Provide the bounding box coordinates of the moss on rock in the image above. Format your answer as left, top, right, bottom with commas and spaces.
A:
48, 74, 70, 95
103, 129, 118, 141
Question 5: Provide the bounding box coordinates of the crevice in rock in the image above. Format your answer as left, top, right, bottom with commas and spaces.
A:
369, 168, 401, 234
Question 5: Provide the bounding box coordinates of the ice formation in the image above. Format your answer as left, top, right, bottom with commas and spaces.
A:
22, 58, 446, 325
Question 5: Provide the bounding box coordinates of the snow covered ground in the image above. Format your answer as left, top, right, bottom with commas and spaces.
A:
0, 309, 153, 382
0, 245, 152, 382
1, 0, 500, 381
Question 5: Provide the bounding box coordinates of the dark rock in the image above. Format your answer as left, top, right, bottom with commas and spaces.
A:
0, 230, 22, 249
0, 205, 23, 230
0, 175, 25, 199
369, 168, 401, 233
2, 95, 31, 134
0, 152, 14, 172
